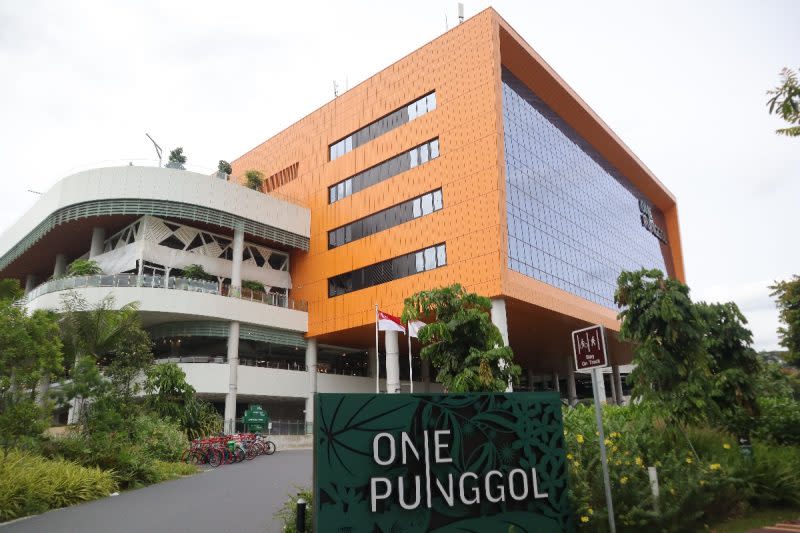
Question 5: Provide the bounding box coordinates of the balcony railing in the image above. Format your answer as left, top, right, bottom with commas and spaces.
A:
154, 356, 369, 377
24, 274, 307, 311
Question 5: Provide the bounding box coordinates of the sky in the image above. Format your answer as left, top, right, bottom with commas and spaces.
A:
1, 0, 797, 351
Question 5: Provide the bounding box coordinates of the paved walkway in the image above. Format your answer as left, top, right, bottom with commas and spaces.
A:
749, 519, 800, 532
0, 449, 312, 533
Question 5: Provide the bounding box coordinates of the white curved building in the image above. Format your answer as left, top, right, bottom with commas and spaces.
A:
0, 166, 404, 432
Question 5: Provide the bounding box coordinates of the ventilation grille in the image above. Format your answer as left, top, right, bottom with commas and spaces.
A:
265, 162, 299, 192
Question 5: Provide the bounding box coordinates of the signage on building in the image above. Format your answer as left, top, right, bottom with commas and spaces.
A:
638, 199, 668, 244
314, 392, 573, 532
572, 325, 608, 371
242, 404, 268, 432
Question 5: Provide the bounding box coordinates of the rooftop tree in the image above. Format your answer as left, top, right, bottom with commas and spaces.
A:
245, 170, 264, 191
167, 147, 187, 170
766, 67, 800, 137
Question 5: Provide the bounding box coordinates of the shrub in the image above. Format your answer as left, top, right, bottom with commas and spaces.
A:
150, 460, 197, 482
741, 443, 800, 507
245, 170, 263, 190
0, 448, 117, 521
242, 280, 265, 292
564, 404, 749, 532
180, 264, 215, 282
753, 396, 800, 445
218, 160, 232, 175
131, 414, 187, 462
66, 259, 102, 276
275, 487, 313, 533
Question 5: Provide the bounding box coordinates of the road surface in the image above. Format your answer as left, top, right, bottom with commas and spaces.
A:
0, 449, 312, 533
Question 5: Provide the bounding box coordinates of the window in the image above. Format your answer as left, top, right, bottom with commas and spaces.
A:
329, 91, 436, 161
329, 138, 440, 204
328, 189, 443, 249
328, 243, 447, 297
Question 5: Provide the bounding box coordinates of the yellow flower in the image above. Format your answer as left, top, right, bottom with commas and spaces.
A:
581, 516, 590, 523
588, 508, 594, 515
595, 431, 600, 436
612, 445, 618, 453
573, 461, 581, 469
576, 434, 585, 444
615, 460, 622, 466
670, 488, 676, 495
710, 463, 721, 471
699, 480, 706, 486
620, 476, 629, 485
686, 457, 693, 464
612, 432, 621, 438
635, 456, 643, 467
604, 438, 612, 446
567, 453, 574, 460
723, 443, 731, 450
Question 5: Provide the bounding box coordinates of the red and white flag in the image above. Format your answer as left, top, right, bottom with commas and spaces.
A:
407, 320, 426, 338
378, 310, 406, 333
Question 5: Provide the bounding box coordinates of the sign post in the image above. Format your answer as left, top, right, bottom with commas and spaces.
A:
572, 325, 616, 533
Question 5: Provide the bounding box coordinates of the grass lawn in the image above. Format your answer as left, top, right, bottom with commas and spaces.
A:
704, 507, 800, 532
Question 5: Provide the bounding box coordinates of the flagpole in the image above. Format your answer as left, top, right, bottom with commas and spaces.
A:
408, 330, 413, 394
375, 304, 379, 394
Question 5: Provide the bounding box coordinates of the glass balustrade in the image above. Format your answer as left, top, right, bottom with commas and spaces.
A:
24, 273, 308, 311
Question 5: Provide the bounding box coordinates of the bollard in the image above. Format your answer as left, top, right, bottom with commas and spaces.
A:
647, 466, 660, 514
296, 497, 307, 532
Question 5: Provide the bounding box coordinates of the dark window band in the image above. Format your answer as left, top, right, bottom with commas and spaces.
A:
329, 92, 436, 161
328, 189, 443, 249
329, 138, 439, 204
328, 243, 446, 297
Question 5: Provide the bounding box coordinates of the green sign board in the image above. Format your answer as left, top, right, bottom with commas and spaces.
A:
314, 392, 572, 532
242, 404, 268, 432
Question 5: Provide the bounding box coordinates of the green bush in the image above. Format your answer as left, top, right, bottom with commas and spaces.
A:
564, 404, 751, 532
742, 443, 800, 507
132, 414, 187, 462
0, 448, 117, 521
275, 487, 313, 533
753, 396, 800, 445
150, 460, 197, 482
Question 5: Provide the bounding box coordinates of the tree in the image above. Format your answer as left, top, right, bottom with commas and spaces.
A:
0, 279, 23, 302
167, 147, 187, 170
770, 275, 800, 364
67, 259, 102, 276
0, 301, 63, 446
697, 301, 761, 436
245, 169, 264, 191
58, 293, 149, 425
615, 269, 712, 424
144, 363, 221, 438
401, 284, 521, 392
218, 160, 232, 175
766, 67, 800, 137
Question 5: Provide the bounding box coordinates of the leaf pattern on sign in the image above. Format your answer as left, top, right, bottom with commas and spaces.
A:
315, 392, 573, 532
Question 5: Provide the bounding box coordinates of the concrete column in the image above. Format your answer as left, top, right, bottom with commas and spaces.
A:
552, 372, 560, 392
490, 298, 513, 392
230, 225, 244, 296
305, 339, 318, 426
567, 361, 578, 407
385, 330, 400, 394
89, 227, 105, 258
421, 358, 431, 392
367, 347, 378, 379
53, 254, 67, 278
224, 321, 240, 434
527, 368, 535, 391
24, 274, 37, 294
612, 364, 624, 406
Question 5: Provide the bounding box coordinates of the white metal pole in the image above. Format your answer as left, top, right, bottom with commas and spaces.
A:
408, 331, 413, 394
592, 366, 616, 533
648, 466, 660, 514
375, 305, 379, 394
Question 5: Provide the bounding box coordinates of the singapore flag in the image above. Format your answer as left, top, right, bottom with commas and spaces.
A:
377, 310, 406, 333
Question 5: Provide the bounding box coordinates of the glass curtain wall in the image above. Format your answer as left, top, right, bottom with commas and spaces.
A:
501, 68, 668, 309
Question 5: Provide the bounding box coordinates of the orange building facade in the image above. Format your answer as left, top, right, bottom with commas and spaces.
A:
232, 8, 683, 394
